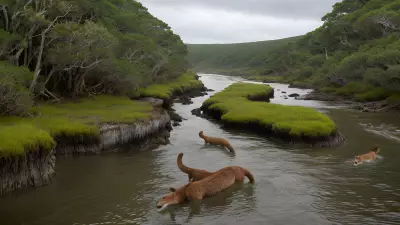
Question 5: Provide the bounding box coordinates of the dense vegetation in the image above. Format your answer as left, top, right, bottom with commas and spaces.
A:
0, 0, 200, 155
188, 0, 400, 103
202, 83, 337, 139
0, 0, 189, 116
187, 36, 302, 76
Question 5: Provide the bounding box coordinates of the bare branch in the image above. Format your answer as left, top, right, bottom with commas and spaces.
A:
30, 4, 75, 92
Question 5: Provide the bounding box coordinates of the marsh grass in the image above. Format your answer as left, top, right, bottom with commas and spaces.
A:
203, 83, 337, 138
355, 88, 392, 102
320, 84, 395, 102
247, 75, 285, 83
387, 94, 400, 104
134, 72, 204, 99
0, 95, 153, 156
204, 82, 273, 106
0, 124, 56, 156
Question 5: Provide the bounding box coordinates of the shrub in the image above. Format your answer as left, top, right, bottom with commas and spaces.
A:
0, 62, 34, 116
335, 82, 372, 97
355, 87, 392, 102
386, 94, 400, 104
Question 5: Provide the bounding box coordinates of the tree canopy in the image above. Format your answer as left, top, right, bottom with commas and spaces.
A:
0, 0, 188, 115
188, 0, 400, 101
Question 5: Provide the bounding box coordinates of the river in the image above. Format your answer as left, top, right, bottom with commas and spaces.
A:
0, 74, 399, 225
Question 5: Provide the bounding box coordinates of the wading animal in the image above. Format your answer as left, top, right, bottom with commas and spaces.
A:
156, 166, 254, 208
199, 131, 235, 153
177, 153, 214, 182
354, 145, 381, 166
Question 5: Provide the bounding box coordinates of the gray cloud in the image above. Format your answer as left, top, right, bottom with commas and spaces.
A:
138, 0, 340, 44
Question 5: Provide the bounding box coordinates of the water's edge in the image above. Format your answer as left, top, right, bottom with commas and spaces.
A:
0, 87, 207, 197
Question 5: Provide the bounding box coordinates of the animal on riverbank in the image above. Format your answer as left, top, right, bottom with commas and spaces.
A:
199, 131, 235, 153
156, 166, 254, 208
177, 153, 214, 182
354, 145, 381, 166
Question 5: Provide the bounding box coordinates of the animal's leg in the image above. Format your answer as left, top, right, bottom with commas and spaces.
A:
192, 192, 203, 200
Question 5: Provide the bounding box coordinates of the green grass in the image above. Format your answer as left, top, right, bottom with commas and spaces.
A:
0, 124, 56, 156
134, 72, 204, 99
319, 86, 338, 93
355, 87, 392, 102
204, 82, 273, 106
320, 84, 396, 102
203, 83, 337, 138
387, 94, 400, 104
334, 82, 372, 97
0, 95, 153, 156
246, 75, 285, 83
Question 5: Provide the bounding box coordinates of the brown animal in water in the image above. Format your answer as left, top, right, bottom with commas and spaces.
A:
199, 131, 235, 153
177, 153, 214, 182
156, 166, 254, 208
354, 145, 381, 166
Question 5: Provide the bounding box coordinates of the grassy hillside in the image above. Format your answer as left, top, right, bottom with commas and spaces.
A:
187, 36, 302, 75
188, 0, 400, 103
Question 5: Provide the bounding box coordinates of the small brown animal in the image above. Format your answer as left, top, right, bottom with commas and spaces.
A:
156, 166, 254, 208
199, 131, 235, 153
354, 145, 381, 166
177, 153, 214, 182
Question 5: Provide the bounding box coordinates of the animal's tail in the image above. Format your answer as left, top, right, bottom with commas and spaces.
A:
225, 143, 235, 154
177, 153, 192, 174
243, 168, 255, 184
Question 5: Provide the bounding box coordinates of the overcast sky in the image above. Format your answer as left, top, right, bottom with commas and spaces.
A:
137, 0, 340, 44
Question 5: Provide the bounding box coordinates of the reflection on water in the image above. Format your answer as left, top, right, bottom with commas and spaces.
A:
0, 74, 399, 225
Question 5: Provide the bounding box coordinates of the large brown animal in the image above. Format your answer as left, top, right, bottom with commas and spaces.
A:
156, 166, 254, 208
177, 153, 214, 182
354, 145, 381, 166
199, 131, 235, 153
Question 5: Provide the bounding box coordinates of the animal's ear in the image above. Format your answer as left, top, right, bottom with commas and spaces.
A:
169, 187, 176, 192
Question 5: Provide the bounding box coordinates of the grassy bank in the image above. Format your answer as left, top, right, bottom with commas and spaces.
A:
134, 72, 204, 99
0, 95, 153, 156
319, 82, 400, 103
202, 83, 337, 139
204, 82, 273, 105
246, 75, 287, 83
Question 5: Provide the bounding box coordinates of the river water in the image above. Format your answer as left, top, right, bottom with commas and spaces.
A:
1, 74, 399, 225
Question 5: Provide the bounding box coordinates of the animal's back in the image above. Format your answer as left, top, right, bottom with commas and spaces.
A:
197, 167, 237, 197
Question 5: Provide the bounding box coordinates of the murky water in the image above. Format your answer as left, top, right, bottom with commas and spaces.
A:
1, 74, 399, 225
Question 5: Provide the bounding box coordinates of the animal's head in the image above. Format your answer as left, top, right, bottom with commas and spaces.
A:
372, 145, 380, 153
156, 185, 187, 209
353, 155, 361, 166
199, 131, 203, 137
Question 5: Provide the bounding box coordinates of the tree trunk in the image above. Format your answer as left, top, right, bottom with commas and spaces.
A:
1, 6, 8, 31
30, 32, 46, 92
325, 48, 329, 60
